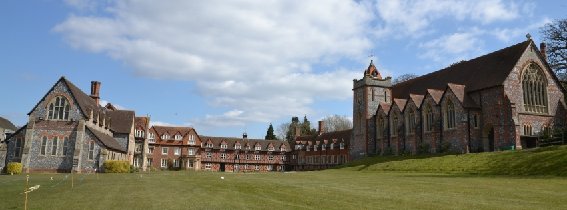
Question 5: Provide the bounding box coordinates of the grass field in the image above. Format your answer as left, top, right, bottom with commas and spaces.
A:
1, 146, 566, 210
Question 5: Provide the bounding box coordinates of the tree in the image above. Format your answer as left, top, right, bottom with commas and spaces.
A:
265, 123, 277, 140
281, 116, 316, 143
321, 115, 353, 132
541, 18, 567, 80
284, 117, 301, 142
301, 115, 316, 136
275, 122, 289, 140
392, 73, 418, 84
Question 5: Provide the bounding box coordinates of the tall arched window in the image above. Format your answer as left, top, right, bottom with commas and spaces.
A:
522, 63, 548, 113
377, 117, 384, 139
391, 115, 398, 136
407, 109, 416, 134
446, 100, 456, 129
48, 96, 70, 120
424, 105, 433, 132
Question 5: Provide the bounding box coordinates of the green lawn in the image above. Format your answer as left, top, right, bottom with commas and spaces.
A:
2, 146, 567, 210
0, 170, 566, 210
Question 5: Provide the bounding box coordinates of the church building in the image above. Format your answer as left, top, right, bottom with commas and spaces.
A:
352, 38, 566, 157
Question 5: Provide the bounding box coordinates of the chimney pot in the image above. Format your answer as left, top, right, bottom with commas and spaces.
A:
90, 81, 101, 105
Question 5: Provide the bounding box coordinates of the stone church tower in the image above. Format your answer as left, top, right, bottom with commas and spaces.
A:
352, 60, 392, 158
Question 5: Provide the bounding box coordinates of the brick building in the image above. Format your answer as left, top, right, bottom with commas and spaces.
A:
353, 38, 567, 156
3, 77, 135, 173
199, 134, 289, 172
290, 122, 351, 171
147, 125, 202, 170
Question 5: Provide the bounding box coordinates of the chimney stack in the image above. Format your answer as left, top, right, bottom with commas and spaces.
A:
90, 81, 101, 106
540, 42, 547, 61
243, 132, 248, 139
318, 120, 325, 135
294, 125, 301, 137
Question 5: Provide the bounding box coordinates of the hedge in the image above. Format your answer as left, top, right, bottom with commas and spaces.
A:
6, 162, 23, 175
103, 160, 130, 173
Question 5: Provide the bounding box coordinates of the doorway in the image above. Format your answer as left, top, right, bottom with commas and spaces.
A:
220, 163, 225, 172
488, 128, 495, 152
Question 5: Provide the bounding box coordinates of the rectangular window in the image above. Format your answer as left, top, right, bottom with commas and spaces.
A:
188, 148, 195, 155
134, 158, 140, 167
174, 147, 180, 155
472, 114, 479, 129
205, 163, 212, 170
268, 155, 274, 161
207, 143, 213, 148
221, 144, 227, 149
235, 144, 241, 149
188, 135, 195, 145
51, 137, 58, 156
173, 159, 179, 167
147, 158, 152, 167
88, 141, 95, 160
148, 146, 154, 154
175, 135, 182, 140
314, 145, 318, 151
255, 145, 261, 151
268, 147, 274, 151
255, 165, 259, 170
282, 155, 286, 161
162, 147, 168, 155
135, 144, 143, 153
255, 155, 261, 160
321, 145, 326, 151
149, 133, 155, 143
188, 160, 194, 168
221, 153, 226, 159
41, 137, 48, 155
161, 159, 167, 168
340, 142, 345, 150
206, 152, 212, 158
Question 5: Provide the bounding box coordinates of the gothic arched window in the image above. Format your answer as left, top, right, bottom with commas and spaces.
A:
48, 96, 70, 120
391, 114, 398, 136
407, 109, 416, 134
446, 100, 456, 129
424, 105, 433, 132
522, 63, 548, 113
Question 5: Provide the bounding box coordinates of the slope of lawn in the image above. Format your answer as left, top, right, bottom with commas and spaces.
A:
340, 145, 567, 176
0, 170, 566, 210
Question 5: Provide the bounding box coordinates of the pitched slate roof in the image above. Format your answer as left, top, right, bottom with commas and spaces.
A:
152, 126, 194, 138
409, 94, 425, 108
199, 135, 290, 151
107, 110, 134, 134
392, 40, 531, 99
426, 89, 444, 104
393, 99, 407, 112
377, 102, 391, 114
0, 117, 17, 131
86, 126, 126, 152
446, 83, 480, 108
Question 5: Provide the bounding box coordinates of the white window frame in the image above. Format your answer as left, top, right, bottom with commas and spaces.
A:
221, 144, 228, 149
188, 135, 196, 145
205, 163, 212, 170
162, 147, 169, 155
255, 155, 261, 160
161, 159, 167, 168
175, 134, 182, 140
188, 148, 195, 155
221, 153, 227, 159
174, 147, 180, 156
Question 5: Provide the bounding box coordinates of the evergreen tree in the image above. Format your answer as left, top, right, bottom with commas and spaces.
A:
265, 123, 277, 140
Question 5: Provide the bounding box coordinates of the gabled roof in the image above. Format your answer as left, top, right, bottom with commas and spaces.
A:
408, 94, 425, 108
27, 77, 105, 119
86, 126, 126, 152
393, 98, 407, 112
445, 83, 480, 108
426, 89, 444, 104
0, 117, 17, 131
392, 40, 531, 98
107, 110, 135, 134
377, 102, 391, 114
199, 135, 290, 151
294, 129, 352, 147
151, 126, 195, 139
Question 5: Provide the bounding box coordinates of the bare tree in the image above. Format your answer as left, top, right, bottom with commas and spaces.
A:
275, 122, 290, 141
321, 115, 352, 132
393, 73, 418, 84
541, 18, 567, 80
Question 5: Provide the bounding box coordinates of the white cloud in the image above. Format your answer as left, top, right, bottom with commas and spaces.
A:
54, 0, 372, 128
418, 30, 484, 63
374, 0, 522, 37
99, 99, 127, 110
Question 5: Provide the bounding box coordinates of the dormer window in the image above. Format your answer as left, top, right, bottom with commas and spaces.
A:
330, 143, 335, 150
255, 144, 261, 151
235, 144, 241, 150
221, 143, 228, 149
174, 134, 182, 140
162, 134, 170, 140
268, 146, 274, 151
280, 146, 286, 152
340, 142, 345, 150
206, 142, 213, 148
188, 135, 195, 145
149, 133, 155, 139
321, 144, 326, 151
246, 145, 251, 150
48, 96, 70, 120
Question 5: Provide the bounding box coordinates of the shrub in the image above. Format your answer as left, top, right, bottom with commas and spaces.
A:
129, 165, 139, 173
103, 160, 130, 173
6, 162, 23, 175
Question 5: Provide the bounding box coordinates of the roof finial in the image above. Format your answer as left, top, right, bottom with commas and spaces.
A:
526, 33, 532, 40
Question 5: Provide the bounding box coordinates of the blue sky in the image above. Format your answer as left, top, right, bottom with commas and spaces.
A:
1, 0, 566, 138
